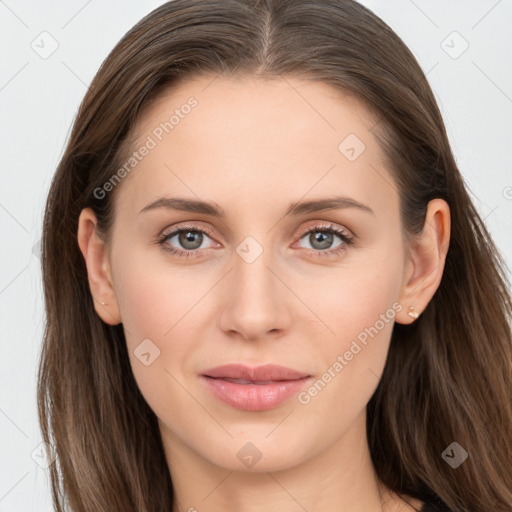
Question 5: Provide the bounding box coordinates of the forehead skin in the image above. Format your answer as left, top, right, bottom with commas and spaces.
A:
111, 74, 399, 253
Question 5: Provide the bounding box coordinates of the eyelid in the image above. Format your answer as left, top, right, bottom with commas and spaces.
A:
159, 221, 215, 238
157, 223, 219, 251
160, 220, 353, 240
157, 222, 218, 247
294, 220, 354, 241
157, 220, 354, 257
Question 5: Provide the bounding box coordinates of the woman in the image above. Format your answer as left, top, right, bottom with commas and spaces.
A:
37, 1, 512, 511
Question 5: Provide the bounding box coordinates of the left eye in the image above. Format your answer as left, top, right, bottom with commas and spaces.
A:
297, 226, 351, 252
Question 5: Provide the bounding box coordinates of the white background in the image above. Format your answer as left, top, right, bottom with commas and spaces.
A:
1, 1, 511, 509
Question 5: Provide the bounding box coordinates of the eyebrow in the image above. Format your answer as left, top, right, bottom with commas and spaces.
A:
139, 195, 374, 217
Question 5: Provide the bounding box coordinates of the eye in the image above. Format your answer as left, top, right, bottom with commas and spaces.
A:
157, 224, 218, 258
156, 222, 354, 259
295, 222, 354, 257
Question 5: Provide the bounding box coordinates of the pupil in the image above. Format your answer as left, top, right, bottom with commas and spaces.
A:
180, 230, 202, 249
312, 231, 332, 250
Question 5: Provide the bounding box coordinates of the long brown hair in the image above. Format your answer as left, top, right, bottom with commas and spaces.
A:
38, 1, 512, 510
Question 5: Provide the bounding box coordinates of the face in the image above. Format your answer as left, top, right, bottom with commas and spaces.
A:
103, 75, 412, 473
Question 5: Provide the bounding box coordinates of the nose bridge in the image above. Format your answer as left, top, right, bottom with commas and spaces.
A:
232, 233, 278, 305
218, 232, 288, 339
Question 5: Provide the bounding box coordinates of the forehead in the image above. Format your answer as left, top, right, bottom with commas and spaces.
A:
113, 74, 394, 218
133, 73, 377, 149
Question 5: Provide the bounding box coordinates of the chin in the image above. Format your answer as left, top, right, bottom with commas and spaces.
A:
199, 430, 313, 473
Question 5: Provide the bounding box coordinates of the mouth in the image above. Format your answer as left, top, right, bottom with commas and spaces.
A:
201, 363, 310, 381
210, 378, 291, 385
200, 364, 312, 411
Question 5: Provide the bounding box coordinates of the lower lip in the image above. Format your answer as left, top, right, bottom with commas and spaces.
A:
201, 376, 312, 411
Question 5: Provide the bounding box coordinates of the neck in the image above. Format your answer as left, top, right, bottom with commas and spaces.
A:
160, 410, 415, 512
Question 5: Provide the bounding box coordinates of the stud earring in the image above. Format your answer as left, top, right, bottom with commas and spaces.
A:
408, 306, 419, 319
101, 301, 107, 306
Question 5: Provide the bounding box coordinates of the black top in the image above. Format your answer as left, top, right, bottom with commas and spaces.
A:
420, 493, 452, 511
421, 502, 448, 511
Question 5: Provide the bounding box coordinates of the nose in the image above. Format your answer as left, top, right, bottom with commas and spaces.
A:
217, 240, 291, 342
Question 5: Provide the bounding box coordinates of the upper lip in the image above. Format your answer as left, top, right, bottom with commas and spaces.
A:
201, 364, 310, 381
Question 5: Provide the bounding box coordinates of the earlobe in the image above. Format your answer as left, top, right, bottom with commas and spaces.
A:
395, 198, 451, 325
77, 208, 122, 325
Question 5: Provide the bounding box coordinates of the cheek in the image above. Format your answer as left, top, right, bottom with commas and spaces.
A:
112, 256, 206, 432
303, 245, 403, 346
112, 242, 206, 341
109, 245, 197, 379
296, 248, 404, 411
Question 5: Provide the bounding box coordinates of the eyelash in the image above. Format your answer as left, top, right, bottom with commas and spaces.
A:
156, 222, 354, 259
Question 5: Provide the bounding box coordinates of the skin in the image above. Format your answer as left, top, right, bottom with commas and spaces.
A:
77, 75, 450, 512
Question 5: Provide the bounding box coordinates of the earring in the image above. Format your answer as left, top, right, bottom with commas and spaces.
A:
101, 301, 107, 306
408, 306, 419, 319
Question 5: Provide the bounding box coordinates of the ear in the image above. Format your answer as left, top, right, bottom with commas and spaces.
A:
77, 208, 122, 325
395, 198, 451, 325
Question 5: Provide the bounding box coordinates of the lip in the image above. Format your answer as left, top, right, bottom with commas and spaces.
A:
202, 363, 310, 381
200, 364, 312, 411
